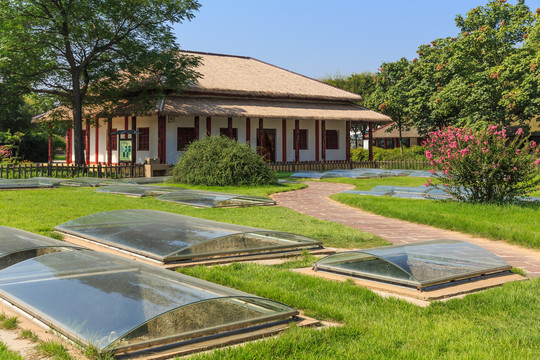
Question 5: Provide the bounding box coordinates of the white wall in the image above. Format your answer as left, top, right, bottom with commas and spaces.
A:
69, 115, 348, 164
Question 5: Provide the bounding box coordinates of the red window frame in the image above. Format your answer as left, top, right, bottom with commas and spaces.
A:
325, 130, 339, 149
137, 127, 150, 151
219, 128, 238, 141
177, 127, 196, 150
292, 129, 308, 150
110, 128, 118, 151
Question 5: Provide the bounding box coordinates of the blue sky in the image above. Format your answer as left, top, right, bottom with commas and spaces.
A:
173, 0, 540, 79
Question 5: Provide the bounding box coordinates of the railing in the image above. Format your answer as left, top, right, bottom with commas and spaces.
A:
0, 163, 145, 179
268, 160, 431, 172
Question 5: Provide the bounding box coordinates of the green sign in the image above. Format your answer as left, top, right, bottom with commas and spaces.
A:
119, 139, 133, 163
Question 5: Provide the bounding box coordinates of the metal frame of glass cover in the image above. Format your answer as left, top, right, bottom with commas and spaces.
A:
156, 190, 276, 208
313, 240, 511, 290
0, 233, 297, 353
55, 210, 322, 262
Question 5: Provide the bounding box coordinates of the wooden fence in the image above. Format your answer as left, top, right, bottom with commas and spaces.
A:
0, 163, 145, 179
268, 160, 431, 172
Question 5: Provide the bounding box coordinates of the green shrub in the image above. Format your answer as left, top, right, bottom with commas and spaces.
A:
171, 136, 277, 186
351, 145, 427, 162
18, 132, 65, 163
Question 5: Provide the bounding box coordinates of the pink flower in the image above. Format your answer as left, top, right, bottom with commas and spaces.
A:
516, 128, 523, 136
535, 159, 540, 165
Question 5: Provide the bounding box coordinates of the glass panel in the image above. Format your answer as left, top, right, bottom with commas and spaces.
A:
60, 177, 109, 187
156, 191, 275, 208
127, 177, 171, 185
111, 297, 295, 351
290, 172, 324, 179
55, 210, 321, 262
0, 227, 81, 269
315, 251, 417, 286
96, 185, 185, 197
341, 190, 391, 197
315, 240, 511, 288
0, 177, 58, 189
0, 249, 296, 351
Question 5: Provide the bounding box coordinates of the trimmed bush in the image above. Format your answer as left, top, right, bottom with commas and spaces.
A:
171, 136, 277, 186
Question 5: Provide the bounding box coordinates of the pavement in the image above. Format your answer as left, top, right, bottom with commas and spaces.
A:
272, 181, 540, 278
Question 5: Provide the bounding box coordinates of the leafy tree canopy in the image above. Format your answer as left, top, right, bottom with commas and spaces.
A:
0, 0, 201, 164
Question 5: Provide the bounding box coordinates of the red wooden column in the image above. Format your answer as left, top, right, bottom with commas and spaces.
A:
246, 117, 251, 146
315, 120, 319, 162
124, 116, 129, 138
258, 118, 264, 156
48, 123, 53, 163
158, 115, 167, 164
131, 116, 137, 163
206, 116, 211, 136
294, 119, 300, 163
66, 126, 72, 164
368, 122, 374, 161
227, 117, 233, 139
194, 116, 200, 140
85, 121, 91, 165
321, 120, 326, 162
346, 120, 351, 162
95, 118, 100, 164
106, 119, 112, 166
281, 119, 287, 162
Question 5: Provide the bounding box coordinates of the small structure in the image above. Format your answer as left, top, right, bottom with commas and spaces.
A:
35, 51, 391, 165
0, 227, 316, 357
365, 122, 424, 149
54, 209, 330, 267
297, 240, 524, 306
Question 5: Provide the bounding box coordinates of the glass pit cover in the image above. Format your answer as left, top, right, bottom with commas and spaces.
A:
156, 190, 276, 208
313, 240, 511, 289
0, 226, 80, 270
0, 244, 298, 354
54, 210, 322, 262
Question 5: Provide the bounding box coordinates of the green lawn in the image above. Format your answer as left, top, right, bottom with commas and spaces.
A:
0, 185, 384, 249
0, 185, 539, 359
321, 177, 540, 250
180, 261, 540, 359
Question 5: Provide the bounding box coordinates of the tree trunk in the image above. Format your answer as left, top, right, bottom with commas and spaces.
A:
71, 73, 85, 165
398, 123, 404, 154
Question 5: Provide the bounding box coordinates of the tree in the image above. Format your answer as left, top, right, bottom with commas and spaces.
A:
406, 0, 536, 133
365, 58, 412, 153
321, 72, 375, 147
0, 0, 201, 164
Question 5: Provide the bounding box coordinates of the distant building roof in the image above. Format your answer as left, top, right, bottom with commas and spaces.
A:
370, 122, 421, 139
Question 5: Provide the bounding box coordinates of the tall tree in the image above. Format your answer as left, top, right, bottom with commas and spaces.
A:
407, 0, 535, 133
0, 0, 201, 164
365, 58, 412, 153
321, 72, 375, 146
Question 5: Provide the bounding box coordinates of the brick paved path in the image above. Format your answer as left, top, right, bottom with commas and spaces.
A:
272, 181, 540, 278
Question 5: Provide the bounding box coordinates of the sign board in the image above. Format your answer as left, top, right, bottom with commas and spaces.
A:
119, 139, 133, 163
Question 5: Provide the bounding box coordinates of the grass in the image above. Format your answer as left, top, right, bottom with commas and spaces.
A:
0, 342, 23, 360
36, 340, 72, 360
19, 329, 39, 343
0, 185, 385, 250
178, 261, 540, 359
319, 176, 540, 249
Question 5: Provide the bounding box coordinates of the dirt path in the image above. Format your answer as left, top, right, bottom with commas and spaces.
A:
272, 181, 540, 278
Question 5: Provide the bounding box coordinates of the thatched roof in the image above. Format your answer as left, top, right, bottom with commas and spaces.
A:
371, 122, 421, 138
34, 50, 392, 123
181, 51, 362, 102
161, 96, 390, 123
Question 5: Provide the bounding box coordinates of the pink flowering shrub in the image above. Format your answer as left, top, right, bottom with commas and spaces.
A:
424, 126, 540, 203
